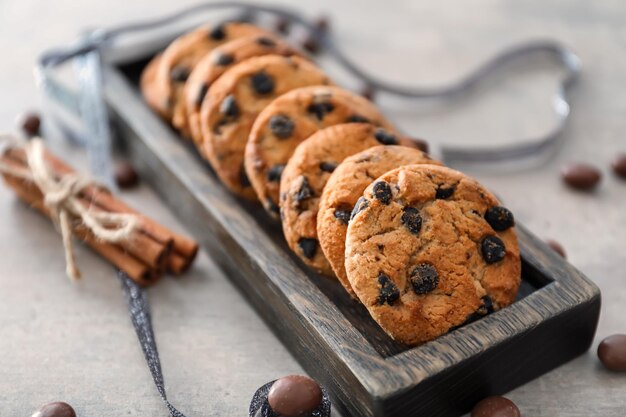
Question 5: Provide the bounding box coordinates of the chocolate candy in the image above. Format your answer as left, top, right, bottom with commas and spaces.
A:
18, 111, 41, 137
471, 396, 520, 417
249, 376, 331, 417
114, 161, 139, 189
597, 334, 626, 372
561, 163, 601, 190
268, 375, 323, 417
612, 154, 626, 179
360, 85, 375, 101
314, 15, 330, 33
273, 17, 291, 34
545, 239, 567, 258
31, 402, 76, 417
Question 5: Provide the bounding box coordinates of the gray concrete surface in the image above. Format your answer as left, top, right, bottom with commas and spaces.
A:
0, 1, 625, 416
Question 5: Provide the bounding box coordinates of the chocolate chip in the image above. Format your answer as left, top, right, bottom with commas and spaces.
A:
319, 161, 337, 173
256, 36, 277, 47
209, 24, 226, 40
214, 53, 234, 66
240, 167, 251, 187
274, 17, 291, 34
295, 176, 313, 203
268, 375, 323, 417
597, 334, 626, 372
251, 71, 275, 95
346, 114, 370, 123
33, 402, 76, 417
484, 206, 515, 231
267, 164, 285, 182
561, 163, 602, 190
471, 396, 520, 417
350, 197, 369, 219
195, 83, 209, 107
377, 273, 400, 305
114, 161, 139, 189
298, 238, 318, 259
374, 129, 398, 145
409, 264, 439, 294
269, 115, 295, 139
372, 181, 392, 204
306, 102, 334, 120
411, 137, 429, 153
170, 66, 190, 83
545, 239, 567, 258
401, 207, 422, 234
612, 154, 626, 179
220, 95, 239, 117
480, 295, 495, 314
266, 198, 280, 214
435, 185, 455, 199
333, 208, 351, 225
481, 236, 506, 264
18, 111, 41, 137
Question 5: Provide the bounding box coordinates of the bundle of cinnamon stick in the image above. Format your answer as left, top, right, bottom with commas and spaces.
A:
0, 142, 198, 286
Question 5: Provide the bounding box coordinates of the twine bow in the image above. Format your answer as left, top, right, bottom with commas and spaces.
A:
0, 137, 137, 280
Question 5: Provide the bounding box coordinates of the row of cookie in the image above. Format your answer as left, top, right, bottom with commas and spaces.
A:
140, 22, 391, 210
140, 22, 522, 345
279, 123, 521, 344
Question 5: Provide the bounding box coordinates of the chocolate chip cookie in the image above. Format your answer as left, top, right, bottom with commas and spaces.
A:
317, 145, 439, 296
184, 34, 301, 151
245, 86, 396, 216
280, 123, 418, 276
345, 165, 521, 345
141, 22, 269, 137
199, 55, 331, 199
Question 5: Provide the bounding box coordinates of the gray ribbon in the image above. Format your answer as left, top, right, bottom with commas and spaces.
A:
118, 271, 187, 417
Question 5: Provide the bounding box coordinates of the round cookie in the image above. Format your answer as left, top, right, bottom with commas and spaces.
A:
318, 145, 439, 296
184, 34, 302, 151
345, 165, 521, 345
280, 123, 419, 276
245, 86, 396, 216
142, 22, 269, 136
140, 54, 168, 120
199, 55, 331, 199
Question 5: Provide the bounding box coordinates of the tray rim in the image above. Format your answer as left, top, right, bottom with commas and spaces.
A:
101, 62, 601, 410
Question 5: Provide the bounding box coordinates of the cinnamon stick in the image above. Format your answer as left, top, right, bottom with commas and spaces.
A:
2, 152, 172, 271
1, 170, 158, 286
6, 148, 198, 273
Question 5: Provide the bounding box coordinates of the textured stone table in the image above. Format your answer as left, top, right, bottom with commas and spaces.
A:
0, 1, 624, 416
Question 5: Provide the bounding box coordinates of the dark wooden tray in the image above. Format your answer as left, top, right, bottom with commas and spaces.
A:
99, 52, 601, 417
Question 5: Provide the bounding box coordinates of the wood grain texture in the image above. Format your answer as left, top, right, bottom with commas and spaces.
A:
103, 59, 601, 417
